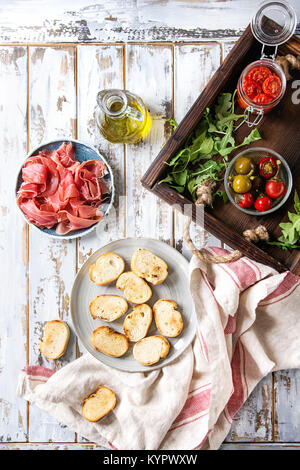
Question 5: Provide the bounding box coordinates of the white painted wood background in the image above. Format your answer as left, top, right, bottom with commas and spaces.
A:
0, 0, 300, 450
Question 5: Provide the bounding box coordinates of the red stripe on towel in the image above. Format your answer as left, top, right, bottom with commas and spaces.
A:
22, 365, 55, 379
108, 441, 118, 450
226, 341, 245, 419
170, 412, 209, 432
207, 247, 259, 290
224, 315, 236, 334
172, 387, 211, 427
260, 272, 300, 306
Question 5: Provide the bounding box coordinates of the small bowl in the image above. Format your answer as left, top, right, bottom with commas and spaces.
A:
224, 147, 292, 216
15, 139, 114, 239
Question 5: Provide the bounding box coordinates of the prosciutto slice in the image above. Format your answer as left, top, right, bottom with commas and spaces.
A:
17, 142, 110, 234
75, 160, 107, 201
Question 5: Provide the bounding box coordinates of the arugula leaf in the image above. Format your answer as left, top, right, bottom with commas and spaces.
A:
159, 91, 262, 203
240, 128, 261, 146
267, 191, 300, 251
267, 241, 300, 251
173, 169, 188, 186
294, 190, 300, 214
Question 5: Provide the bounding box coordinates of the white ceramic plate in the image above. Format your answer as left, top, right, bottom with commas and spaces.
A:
71, 238, 196, 372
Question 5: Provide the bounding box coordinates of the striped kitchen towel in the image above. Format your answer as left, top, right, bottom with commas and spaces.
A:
17, 248, 300, 450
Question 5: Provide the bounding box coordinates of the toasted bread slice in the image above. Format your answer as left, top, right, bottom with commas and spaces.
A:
89, 252, 125, 285
39, 320, 70, 359
131, 249, 168, 285
133, 335, 170, 366
153, 299, 183, 337
91, 326, 129, 357
82, 386, 116, 422
116, 272, 152, 304
89, 295, 128, 322
123, 304, 153, 342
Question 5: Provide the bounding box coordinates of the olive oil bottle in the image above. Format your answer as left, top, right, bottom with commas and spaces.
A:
96, 89, 151, 144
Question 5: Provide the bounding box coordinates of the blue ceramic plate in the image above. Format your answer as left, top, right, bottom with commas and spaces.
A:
15, 139, 114, 239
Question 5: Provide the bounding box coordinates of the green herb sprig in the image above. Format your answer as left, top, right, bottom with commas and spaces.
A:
159, 91, 261, 202
268, 191, 300, 250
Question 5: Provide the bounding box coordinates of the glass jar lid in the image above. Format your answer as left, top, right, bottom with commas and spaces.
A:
251, 1, 297, 46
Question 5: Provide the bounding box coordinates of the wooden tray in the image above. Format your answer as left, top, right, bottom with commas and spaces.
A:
142, 24, 300, 274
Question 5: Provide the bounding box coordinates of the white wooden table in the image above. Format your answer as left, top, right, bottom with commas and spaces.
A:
1, 0, 300, 451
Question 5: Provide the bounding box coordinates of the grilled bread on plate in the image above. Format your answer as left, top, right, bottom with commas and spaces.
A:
39, 320, 70, 359
133, 335, 170, 366
116, 271, 152, 304
91, 326, 129, 357
89, 252, 125, 285
123, 304, 152, 342
82, 386, 116, 422
153, 299, 183, 337
131, 249, 168, 285
89, 295, 128, 322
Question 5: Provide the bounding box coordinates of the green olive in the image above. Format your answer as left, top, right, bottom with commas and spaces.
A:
234, 156, 254, 175
232, 174, 252, 194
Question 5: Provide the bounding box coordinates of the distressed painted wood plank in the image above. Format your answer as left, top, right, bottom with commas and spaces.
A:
0, 443, 104, 450
0, 46, 28, 442
173, 43, 222, 259
28, 46, 77, 442
274, 370, 300, 441
125, 44, 173, 241
222, 41, 235, 61
77, 44, 125, 269
76, 44, 125, 443
0, 0, 299, 43
221, 442, 300, 450
226, 376, 272, 442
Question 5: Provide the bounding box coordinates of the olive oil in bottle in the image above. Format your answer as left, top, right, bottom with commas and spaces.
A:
96, 89, 151, 144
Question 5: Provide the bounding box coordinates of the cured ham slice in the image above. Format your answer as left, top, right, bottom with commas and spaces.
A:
17, 142, 110, 234
18, 199, 58, 229
75, 160, 107, 201
56, 209, 103, 235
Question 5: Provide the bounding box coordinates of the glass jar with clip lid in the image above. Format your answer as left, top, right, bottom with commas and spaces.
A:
237, 1, 297, 127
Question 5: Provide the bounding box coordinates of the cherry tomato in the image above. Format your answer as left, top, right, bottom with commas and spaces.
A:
237, 192, 254, 208
243, 78, 262, 100
259, 157, 278, 179
246, 66, 272, 85
262, 74, 282, 99
265, 180, 286, 199
253, 93, 274, 104
254, 196, 273, 212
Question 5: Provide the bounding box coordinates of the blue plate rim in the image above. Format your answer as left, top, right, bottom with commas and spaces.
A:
15, 138, 115, 240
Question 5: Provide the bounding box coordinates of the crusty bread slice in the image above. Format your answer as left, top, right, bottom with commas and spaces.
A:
133, 335, 170, 366
82, 386, 116, 422
131, 249, 168, 285
89, 295, 128, 322
91, 326, 129, 357
89, 252, 125, 285
116, 272, 152, 304
153, 299, 183, 337
39, 320, 70, 359
123, 304, 152, 342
